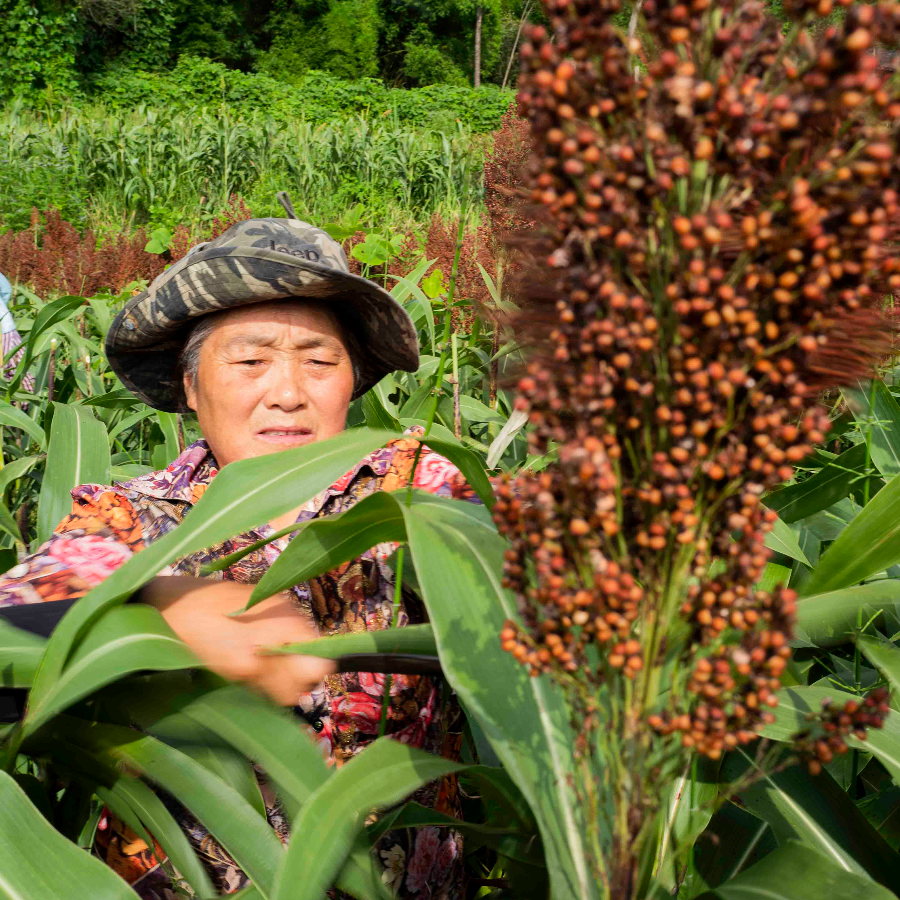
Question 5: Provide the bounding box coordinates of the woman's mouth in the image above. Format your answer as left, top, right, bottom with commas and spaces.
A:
256, 428, 315, 445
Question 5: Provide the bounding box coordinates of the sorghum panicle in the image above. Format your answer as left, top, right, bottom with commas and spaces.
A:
495, 0, 898, 760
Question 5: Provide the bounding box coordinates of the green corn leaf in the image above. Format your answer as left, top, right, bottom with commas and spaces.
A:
95, 777, 216, 899
107, 409, 155, 445
24, 604, 198, 736
764, 443, 869, 524
486, 409, 528, 469
0, 499, 22, 543
418, 433, 495, 509
398, 494, 595, 900
52, 717, 284, 899
0, 769, 139, 900
0, 400, 47, 450
800, 470, 900, 597
0, 618, 45, 688
273, 738, 462, 900
36, 402, 110, 546
723, 749, 900, 892
269, 622, 436, 658
697, 841, 898, 900
110, 676, 384, 899
845, 380, 900, 481
29, 428, 397, 708
795, 582, 900, 647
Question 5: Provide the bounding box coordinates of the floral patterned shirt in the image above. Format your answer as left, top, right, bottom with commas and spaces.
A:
0, 433, 477, 899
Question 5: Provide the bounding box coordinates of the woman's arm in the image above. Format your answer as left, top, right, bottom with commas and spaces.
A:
140, 576, 333, 704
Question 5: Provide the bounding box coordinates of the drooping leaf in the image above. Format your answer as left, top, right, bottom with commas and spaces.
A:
696, 841, 897, 900
0, 769, 138, 900
36, 402, 111, 546
273, 738, 462, 900
486, 409, 529, 469
858, 634, 900, 697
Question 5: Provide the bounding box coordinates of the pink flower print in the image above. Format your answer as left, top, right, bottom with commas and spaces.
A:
412, 453, 460, 493
431, 835, 461, 887
46, 534, 133, 586
331, 691, 383, 735
405, 826, 441, 895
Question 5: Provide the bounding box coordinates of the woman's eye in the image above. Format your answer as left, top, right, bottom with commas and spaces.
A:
238, 359, 264, 367
308, 359, 336, 367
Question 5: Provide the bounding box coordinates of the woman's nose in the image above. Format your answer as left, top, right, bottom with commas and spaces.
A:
264, 360, 306, 410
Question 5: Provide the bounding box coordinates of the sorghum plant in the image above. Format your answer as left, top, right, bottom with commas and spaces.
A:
493, 0, 899, 893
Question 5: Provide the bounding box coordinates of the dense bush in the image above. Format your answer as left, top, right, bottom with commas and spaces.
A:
83, 57, 513, 131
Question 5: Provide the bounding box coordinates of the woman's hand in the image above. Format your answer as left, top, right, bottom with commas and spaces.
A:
140, 576, 334, 705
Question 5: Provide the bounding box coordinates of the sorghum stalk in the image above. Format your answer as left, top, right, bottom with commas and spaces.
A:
493, 0, 899, 894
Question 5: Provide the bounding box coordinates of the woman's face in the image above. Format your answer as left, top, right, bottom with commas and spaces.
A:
183, 300, 356, 468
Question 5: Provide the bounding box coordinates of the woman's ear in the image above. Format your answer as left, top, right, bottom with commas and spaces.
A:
183, 373, 198, 412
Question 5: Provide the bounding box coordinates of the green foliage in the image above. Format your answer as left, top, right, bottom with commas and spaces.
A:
0, 0, 81, 100
402, 27, 469, 87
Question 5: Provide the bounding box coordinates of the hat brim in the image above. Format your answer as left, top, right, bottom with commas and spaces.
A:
105, 245, 419, 413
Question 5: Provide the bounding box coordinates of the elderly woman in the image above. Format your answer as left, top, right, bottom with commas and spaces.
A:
0, 213, 475, 898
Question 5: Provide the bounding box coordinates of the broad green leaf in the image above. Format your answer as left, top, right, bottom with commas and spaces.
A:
0, 619, 45, 688
723, 749, 900, 891
764, 517, 810, 566
36, 402, 110, 546
29, 428, 397, 706
697, 841, 897, 900
0, 499, 21, 543
248, 492, 406, 605
845, 380, 900, 480
755, 562, 791, 593
400, 494, 594, 900
270, 623, 437, 658
800, 470, 900, 596
95, 777, 215, 899
0, 769, 138, 900
108, 409, 155, 445
761, 685, 900, 784
0, 401, 46, 450
24, 604, 198, 736
457, 394, 505, 424
51, 717, 283, 898
795, 582, 900, 647
274, 738, 462, 900
764, 443, 868, 523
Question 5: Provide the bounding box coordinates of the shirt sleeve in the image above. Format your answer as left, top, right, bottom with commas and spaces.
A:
0, 489, 144, 608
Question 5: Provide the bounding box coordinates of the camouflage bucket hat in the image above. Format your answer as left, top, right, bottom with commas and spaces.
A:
105, 194, 419, 413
